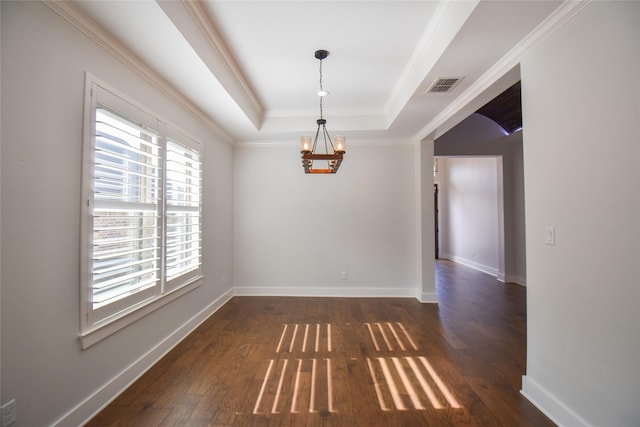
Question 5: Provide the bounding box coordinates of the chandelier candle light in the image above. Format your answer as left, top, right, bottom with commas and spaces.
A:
300, 50, 346, 174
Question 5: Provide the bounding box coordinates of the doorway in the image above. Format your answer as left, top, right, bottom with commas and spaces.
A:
432, 156, 504, 278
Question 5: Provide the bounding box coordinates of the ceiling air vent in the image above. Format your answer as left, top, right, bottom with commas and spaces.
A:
427, 77, 463, 93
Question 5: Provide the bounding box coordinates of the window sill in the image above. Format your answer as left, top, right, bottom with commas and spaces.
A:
79, 276, 202, 349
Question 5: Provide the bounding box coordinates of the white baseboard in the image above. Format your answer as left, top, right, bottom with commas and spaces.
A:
417, 291, 438, 303
439, 254, 499, 278
440, 255, 527, 286
506, 274, 527, 286
233, 286, 417, 298
521, 375, 590, 427
55, 288, 234, 427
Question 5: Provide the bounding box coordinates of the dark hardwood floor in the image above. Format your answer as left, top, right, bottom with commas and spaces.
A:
86, 260, 554, 426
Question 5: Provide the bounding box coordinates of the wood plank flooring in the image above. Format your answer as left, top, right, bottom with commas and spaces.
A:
86, 260, 554, 426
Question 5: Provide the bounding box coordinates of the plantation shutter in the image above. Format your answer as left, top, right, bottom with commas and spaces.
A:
90, 103, 162, 322
82, 81, 204, 342
164, 137, 202, 288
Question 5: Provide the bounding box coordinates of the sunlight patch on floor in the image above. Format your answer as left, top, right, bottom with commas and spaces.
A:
252, 322, 462, 415
276, 323, 332, 353
366, 356, 462, 411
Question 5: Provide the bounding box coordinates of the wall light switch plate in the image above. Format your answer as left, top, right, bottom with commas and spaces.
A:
545, 226, 556, 245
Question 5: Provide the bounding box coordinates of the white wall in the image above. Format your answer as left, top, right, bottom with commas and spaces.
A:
417, 138, 437, 302
436, 113, 527, 284
437, 157, 501, 276
0, 2, 233, 426
520, 2, 640, 426
0, 1, 3, 404
510, 137, 526, 285
233, 142, 419, 297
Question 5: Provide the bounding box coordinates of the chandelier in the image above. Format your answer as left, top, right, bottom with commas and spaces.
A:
300, 50, 346, 174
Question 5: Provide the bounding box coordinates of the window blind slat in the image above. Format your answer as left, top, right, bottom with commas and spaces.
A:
93, 200, 158, 212
94, 224, 158, 233
95, 129, 159, 156
93, 256, 161, 275
166, 210, 199, 218
92, 267, 159, 291
93, 267, 159, 291
93, 234, 159, 247
95, 147, 159, 171
166, 230, 201, 240
166, 250, 201, 264
92, 278, 157, 308
92, 241, 157, 260
166, 187, 201, 199
96, 108, 158, 141
165, 160, 201, 175
94, 163, 159, 183
95, 133, 159, 158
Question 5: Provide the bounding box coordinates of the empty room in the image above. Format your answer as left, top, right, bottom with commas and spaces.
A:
1, 1, 638, 426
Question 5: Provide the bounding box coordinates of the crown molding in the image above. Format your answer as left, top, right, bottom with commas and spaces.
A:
260, 113, 388, 135
159, 0, 264, 129
42, 0, 234, 144
416, 0, 591, 141
386, 0, 480, 127
234, 138, 415, 148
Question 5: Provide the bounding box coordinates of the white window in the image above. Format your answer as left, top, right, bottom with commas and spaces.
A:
80, 79, 202, 347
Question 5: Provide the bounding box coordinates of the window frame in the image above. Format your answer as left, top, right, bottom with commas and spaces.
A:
80, 75, 203, 349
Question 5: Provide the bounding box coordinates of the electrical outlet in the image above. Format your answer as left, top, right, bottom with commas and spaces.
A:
341, 271, 347, 280
1, 399, 16, 426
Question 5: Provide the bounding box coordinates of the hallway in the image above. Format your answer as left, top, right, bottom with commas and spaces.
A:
87, 261, 553, 426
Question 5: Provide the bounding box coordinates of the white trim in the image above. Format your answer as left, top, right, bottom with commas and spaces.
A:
233, 286, 417, 299
233, 138, 415, 148
88, 73, 206, 152
0, 0, 3, 402
521, 375, 591, 427
434, 179, 442, 259
176, 0, 263, 128
80, 75, 205, 346
56, 288, 233, 427
42, 0, 233, 144
386, 0, 480, 126
417, 291, 438, 303
440, 254, 499, 278
506, 274, 527, 287
416, 0, 590, 141
79, 278, 202, 349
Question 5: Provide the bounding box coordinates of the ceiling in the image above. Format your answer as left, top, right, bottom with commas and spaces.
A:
476, 81, 522, 134
70, 0, 564, 143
